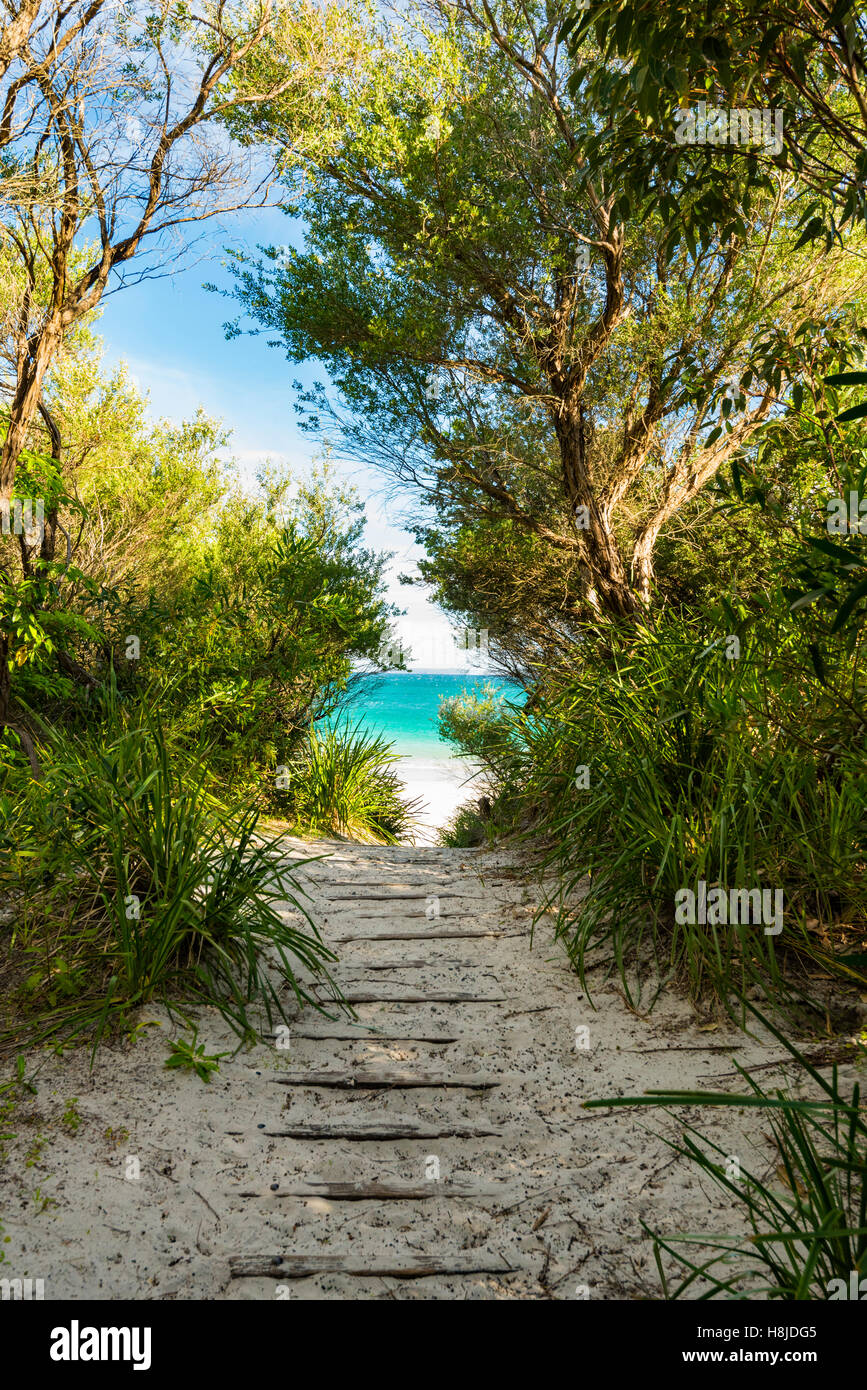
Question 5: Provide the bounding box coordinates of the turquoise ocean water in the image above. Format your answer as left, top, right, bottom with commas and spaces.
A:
340, 672, 522, 761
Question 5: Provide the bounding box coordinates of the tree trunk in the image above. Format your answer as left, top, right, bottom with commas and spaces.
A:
555, 402, 642, 617
630, 527, 660, 607
36, 399, 62, 566
0, 321, 61, 500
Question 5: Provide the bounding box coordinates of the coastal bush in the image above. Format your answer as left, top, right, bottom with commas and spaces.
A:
440, 605, 866, 1013
281, 720, 422, 843
437, 680, 524, 845
0, 694, 343, 1051
437, 680, 519, 782
439, 803, 491, 849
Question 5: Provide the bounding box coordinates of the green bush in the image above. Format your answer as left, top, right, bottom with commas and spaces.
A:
0, 692, 342, 1050
437, 681, 518, 777
442, 609, 866, 1013
439, 802, 491, 848
281, 719, 421, 844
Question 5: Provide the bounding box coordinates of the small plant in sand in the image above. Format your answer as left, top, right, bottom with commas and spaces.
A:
164, 1033, 230, 1083
30, 1185, 57, 1214
60, 1098, 81, 1133
0, 1056, 34, 1164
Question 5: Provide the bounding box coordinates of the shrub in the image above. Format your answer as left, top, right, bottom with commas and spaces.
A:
0, 693, 342, 1051
442, 610, 867, 1014
281, 720, 421, 844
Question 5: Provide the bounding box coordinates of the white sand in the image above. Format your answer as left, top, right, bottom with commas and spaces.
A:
396, 756, 485, 842
0, 837, 837, 1301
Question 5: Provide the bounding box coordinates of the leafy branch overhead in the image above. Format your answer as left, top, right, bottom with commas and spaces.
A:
223, 0, 867, 621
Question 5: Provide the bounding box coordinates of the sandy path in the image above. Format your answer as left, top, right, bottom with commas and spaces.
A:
0, 838, 798, 1300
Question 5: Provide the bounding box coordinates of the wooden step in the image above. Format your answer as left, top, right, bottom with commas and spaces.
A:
329, 929, 521, 941
320, 906, 509, 918
249, 1121, 504, 1140
269, 1069, 501, 1089
322, 990, 506, 1004
277, 1029, 463, 1042
229, 1253, 513, 1280
233, 1179, 516, 1200
319, 895, 480, 906
339, 958, 483, 970
317, 876, 505, 885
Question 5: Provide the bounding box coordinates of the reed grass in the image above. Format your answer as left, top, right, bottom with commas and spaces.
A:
0, 693, 343, 1052
585, 1006, 867, 1300
284, 719, 422, 843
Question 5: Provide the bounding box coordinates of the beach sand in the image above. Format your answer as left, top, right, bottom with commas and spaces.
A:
0, 837, 802, 1302
396, 755, 485, 842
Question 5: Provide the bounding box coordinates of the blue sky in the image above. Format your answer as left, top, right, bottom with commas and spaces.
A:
95, 207, 485, 671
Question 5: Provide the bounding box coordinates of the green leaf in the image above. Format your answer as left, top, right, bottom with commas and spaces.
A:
807, 535, 865, 564
808, 642, 827, 685
792, 217, 825, 251
789, 588, 827, 612
836, 401, 867, 423
824, 371, 867, 386
830, 576, 867, 633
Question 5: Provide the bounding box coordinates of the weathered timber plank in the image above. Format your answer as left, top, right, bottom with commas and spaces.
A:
316, 873, 504, 883
318, 895, 480, 906
331, 990, 506, 1004
258, 1121, 503, 1139
339, 958, 483, 970
282, 1030, 462, 1042
338, 958, 430, 970
229, 1253, 512, 1279
233, 1180, 515, 1200
268, 1070, 500, 1089
328, 929, 520, 941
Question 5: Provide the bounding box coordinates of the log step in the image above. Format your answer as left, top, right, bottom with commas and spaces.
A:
229, 1253, 513, 1280
233, 1179, 516, 1200
329, 930, 521, 941
340, 959, 482, 971
269, 1070, 500, 1089
279, 1030, 463, 1042
308, 877, 466, 888
323, 990, 506, 1004
324, 913, 500, 924
320, 890, 479, 901
251, 1121, 503, 1140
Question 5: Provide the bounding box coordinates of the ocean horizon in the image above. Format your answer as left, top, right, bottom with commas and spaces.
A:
340, 670, 522, 759
337, 671, 523, 834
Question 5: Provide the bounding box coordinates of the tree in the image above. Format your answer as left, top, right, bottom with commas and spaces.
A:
0, 0, 346, 505
0, 324, 230, 729
562, 0, 867, 249
224, 0, 866, 619
0, 0, 67, 84
0, 322, 396, 754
